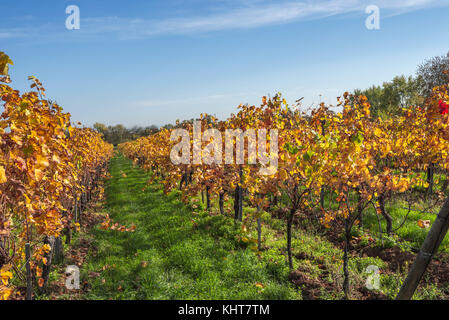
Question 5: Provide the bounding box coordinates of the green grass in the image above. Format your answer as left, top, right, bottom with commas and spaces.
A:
80, 154, 299, 300
72, 154, 449, 300
317, 177, 449, 254
357, 197, 449, 254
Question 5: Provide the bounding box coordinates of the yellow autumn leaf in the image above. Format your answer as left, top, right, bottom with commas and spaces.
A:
36, 155, 49, 168
0, 287, 12, 300
34, 168, 44, 181
52, 154, 61, 164
0, 166, 6, 183
279, 169, 288, 180
0, 270, 13, 286
374, 127, 382, 137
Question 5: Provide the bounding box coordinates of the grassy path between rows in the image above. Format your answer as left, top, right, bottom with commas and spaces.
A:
81, 154, 299, 299
74, 154, 449, 300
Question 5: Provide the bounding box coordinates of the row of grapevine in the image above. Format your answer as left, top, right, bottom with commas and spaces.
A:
0, 53, 114, 300
120, 83, 449, 298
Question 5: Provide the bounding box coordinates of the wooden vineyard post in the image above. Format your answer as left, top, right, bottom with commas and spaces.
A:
40, 236, 55, 294
74, 198, 78, 224
238, 167, 243, 221
396, 196, 449, 300
25, 243, 32, 300
255, 194, 262, 252
78, 196, 82, 225
320, 120, 325, 209
65, 208, 72, 245
206, 186, 211, 210
234, 186, 239, 220
234, 167, 243, 222
66, 222, 72, 245
219, 192, 225, 215
426, 163, 435, 199
54, 236, 64, 264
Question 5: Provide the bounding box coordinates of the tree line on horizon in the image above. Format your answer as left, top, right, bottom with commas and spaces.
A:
92, 117, 216, 146
354, 51, 449, 118
92, 123, 159, 146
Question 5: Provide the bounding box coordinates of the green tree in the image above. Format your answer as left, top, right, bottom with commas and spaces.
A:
416, 51, 449, 97
355, 75, 422, 118
0, 52, 13, 82
93, 122, 109, 139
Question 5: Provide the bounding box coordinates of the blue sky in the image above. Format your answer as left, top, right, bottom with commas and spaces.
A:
1, 0, 449, 127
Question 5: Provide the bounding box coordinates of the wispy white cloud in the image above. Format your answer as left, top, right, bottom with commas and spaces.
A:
0, 28, 34, 39
2, 0, 449, 41
80, 0, 449, 39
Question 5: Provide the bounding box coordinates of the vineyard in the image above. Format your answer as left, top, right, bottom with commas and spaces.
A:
2, 51, 449, 300
117, 86, 449, 300
0, 53, 114, 299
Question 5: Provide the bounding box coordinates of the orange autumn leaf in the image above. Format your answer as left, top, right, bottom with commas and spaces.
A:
255, 282, 264, 289
417, 219, 431, 229
36, 155, 49, 168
